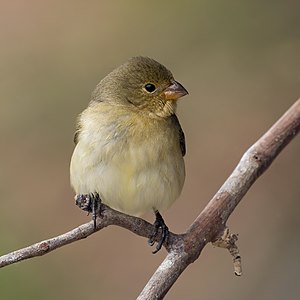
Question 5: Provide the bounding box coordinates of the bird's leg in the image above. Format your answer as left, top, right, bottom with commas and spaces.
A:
148, 210, 169, 254
75, 192, 102, 231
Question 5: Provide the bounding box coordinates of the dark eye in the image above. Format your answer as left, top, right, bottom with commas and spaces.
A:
144, 83, 156, 93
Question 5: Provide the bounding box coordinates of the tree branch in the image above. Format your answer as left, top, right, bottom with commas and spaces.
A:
138, 98, 300, 299
0, 99, 299, 300
0, 206, 173, 268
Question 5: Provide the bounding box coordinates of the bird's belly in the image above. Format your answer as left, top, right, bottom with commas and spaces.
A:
70, 141, 185, 216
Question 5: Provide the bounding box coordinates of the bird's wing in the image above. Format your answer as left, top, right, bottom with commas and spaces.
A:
73, 120, 82, 145
73, 130, 79, 145
170, 114, 186, 157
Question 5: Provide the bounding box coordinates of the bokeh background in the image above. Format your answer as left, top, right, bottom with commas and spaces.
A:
0, 1, 299, 299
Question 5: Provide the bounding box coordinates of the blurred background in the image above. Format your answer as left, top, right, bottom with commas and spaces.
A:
0, 1, 299, 299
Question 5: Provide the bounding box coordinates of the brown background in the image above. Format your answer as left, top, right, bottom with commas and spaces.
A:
0, 1, 299, 299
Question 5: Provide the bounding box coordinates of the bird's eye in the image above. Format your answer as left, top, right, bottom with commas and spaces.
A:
144, 83, 156, 93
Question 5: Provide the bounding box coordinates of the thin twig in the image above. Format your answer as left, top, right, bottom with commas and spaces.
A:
0, 206, 178, 268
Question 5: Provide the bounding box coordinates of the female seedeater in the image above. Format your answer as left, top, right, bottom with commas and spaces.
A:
70, 57, 188, 253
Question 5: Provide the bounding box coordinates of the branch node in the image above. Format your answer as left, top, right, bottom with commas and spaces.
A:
39, 242, 50, 252
212, 227, 242, 276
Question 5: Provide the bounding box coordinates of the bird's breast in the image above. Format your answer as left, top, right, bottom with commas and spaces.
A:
70, 105, 185, 216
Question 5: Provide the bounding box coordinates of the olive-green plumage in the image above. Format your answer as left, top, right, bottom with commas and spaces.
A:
70, 56, 188, 217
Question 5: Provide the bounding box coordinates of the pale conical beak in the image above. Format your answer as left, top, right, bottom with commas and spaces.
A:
163, 80, 189, 100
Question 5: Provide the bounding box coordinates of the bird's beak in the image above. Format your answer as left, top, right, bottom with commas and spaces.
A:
163, 80, 189, 100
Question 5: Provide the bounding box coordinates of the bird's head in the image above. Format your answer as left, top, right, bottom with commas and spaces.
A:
92, 56, 188, 117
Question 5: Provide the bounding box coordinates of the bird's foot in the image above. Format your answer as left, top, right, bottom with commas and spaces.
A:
75, 192, 102, 231
148, 211, 169, 254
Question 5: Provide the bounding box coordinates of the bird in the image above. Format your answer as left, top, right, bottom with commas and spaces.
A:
70, 56, 188, 253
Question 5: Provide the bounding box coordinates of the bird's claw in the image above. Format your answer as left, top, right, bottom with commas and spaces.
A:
148, 211, 169, 254
75, 192, 102, 231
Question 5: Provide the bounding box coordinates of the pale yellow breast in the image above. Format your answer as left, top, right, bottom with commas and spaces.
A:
70, 103, 185, 216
